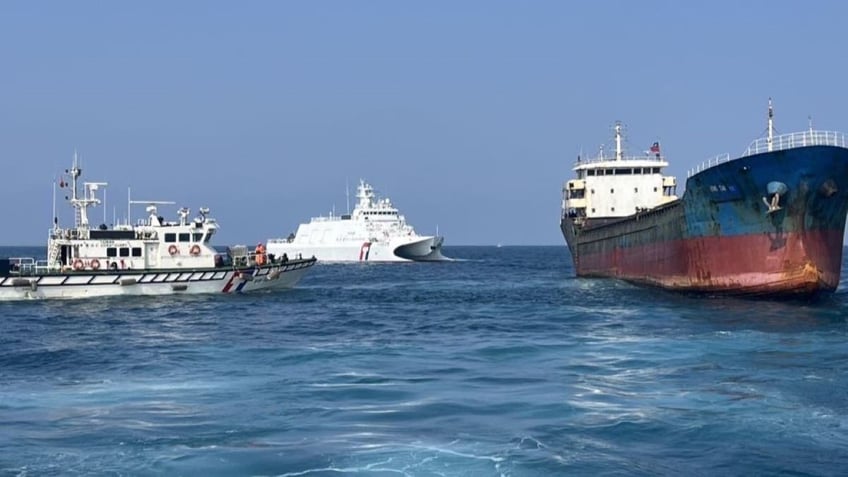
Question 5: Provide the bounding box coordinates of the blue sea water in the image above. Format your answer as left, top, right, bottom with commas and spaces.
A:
1, 245, 848, 476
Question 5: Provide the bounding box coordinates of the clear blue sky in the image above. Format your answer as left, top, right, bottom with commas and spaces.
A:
3, 1, 848, 246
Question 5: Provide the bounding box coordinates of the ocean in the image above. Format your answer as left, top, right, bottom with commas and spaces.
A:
1, 245, 847, 476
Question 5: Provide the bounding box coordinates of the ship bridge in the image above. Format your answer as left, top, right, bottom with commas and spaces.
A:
563, 122, 678, 220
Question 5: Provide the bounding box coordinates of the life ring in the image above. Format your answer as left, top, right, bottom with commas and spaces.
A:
72, 259, 84, 271
190, 245, 201, 256
168, 244, 179, 256
90, 259, 101, 270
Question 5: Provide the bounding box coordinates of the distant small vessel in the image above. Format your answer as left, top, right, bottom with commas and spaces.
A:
0, 155, 316, 300
560, 100, 848, 298
267, 179, 447, 262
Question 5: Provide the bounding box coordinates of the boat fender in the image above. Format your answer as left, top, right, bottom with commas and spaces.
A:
72, 259, 84, 271
190, 245, 201, 256
168, 245, 179, 256
90, 259, 101, 271
110, 262, 118, 271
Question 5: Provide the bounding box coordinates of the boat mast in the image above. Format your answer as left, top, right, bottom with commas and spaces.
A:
615, 122, 623, 161
70, 152, 83, 228
767, 98, 774, 152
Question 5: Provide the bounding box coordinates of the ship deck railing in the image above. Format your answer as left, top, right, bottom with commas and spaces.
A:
687, 153, 731, 177
688, 130, 848, 177
573, 153, 667, 167
7, 258, 61, 276
743, 130, 848, 157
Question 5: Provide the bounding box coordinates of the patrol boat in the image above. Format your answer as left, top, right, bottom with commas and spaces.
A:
0, 156, 316, 300
267, 179, 447, 262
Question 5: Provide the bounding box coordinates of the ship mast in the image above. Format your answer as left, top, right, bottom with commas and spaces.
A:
767, 98, 774, 152
67, 152, 108, 229
614, 122, 623, 161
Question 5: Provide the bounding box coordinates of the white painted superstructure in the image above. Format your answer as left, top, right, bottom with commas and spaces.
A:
0, 154, 316, 300
267, 180, 447, 262
562, 122, 678, 224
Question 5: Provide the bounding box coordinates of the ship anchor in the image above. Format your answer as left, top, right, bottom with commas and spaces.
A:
762, 192, 781, 214
763, 181, 789, 215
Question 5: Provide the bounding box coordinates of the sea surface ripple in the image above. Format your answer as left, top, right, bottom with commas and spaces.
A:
1, 245, 848, 476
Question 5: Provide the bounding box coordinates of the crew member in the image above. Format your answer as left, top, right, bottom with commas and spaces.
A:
254, 243, 267, 266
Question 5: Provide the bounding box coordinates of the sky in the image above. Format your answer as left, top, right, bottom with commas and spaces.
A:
2, 1, 848, 246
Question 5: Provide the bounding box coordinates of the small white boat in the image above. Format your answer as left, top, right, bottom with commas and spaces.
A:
267, 179, 448, 262
0, 155, 316, 300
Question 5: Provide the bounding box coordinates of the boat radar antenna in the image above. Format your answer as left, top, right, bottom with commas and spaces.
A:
65, 152, 110, 229
767, 97, 774, 152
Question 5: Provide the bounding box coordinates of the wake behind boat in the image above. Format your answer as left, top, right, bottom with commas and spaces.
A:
0, 155, 316, 300
267, 179, 448, 262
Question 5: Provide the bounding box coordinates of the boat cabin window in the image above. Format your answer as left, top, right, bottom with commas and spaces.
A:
107, 247, 117, 257
192, 233, 203, 242
588, 170, 596, 176
119, 248, 130, 257
132, 247, 142, 257
165, 233, 176, 243
204, 230, 214, 242
179, 233, 190, 242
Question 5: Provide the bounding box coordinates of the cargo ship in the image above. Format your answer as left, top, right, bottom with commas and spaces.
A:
560, 100, 848, 297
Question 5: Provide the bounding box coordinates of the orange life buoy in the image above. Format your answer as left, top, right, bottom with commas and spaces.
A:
90, 259, 101, 270
190, 244, 201, 256
168, 244, 179, 256
72, 259, 84, 271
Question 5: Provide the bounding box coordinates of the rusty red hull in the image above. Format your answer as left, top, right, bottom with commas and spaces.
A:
576, 230, 844, 296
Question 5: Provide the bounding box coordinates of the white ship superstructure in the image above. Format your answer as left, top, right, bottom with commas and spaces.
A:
562, 122, 678, 226
267, 180, 447, 262
0, 155, 316, 300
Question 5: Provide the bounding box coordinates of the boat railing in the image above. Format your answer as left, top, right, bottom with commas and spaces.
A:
573, 153, 666, 167
743, 130, 848, 157
687, 153, 731, 178
687, 130, 848, 178
7, 257, 61, 276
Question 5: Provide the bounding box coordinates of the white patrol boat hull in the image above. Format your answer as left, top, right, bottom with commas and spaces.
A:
267, 235, 446, 263
269, 179, 450, 263
0, 259, 315, 301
